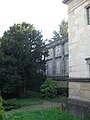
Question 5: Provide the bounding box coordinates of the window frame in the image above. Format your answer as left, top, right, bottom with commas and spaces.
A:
87, 6, 90, 25
85, 58, 90, 77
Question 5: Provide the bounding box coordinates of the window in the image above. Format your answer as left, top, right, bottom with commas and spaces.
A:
47, 61, 53, 75
65, 57, 69, 75
48, 49, 53, 59
89, 64, 90, 77
64, 42, 68, 55
55, 45, 62, 57
55, 59, 61, 75
87, 7, 90, 25
85, 58, 90, 77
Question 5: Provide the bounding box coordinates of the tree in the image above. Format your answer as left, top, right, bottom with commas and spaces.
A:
52, 20, 68, 41
0, 96, 4, 120
0, 22, 46, 98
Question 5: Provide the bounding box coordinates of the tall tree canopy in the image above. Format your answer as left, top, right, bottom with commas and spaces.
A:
52, 20, 68, 41
0, 22, 46, 98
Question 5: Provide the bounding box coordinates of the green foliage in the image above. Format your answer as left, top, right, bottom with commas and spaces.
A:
5, 109, 81, 120
26, 91, 41, 98
0, 22, 46, 98
13, 98, 43, 107
3, 99, 20, 111
59, 20, 68, 37
3, 98, 43, 111
83, 110, 90, 120
0, 96, 4, 120
29, 74, 46, 92
5, 114, 21, 120
40, 78, 57, 98
57, 88, 68, 97
52, 19, 68, 41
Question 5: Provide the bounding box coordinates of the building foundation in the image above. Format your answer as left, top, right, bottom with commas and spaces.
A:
67, 78, 90, 117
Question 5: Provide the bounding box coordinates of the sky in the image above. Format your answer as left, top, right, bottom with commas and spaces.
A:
0, 0, 68, 40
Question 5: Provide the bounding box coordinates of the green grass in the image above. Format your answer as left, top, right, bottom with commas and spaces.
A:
9, 97, 66, 107
12, 98, 43, 106
4, 97, 67, 111
3, 98, 43, 111
5, 108, 81, 120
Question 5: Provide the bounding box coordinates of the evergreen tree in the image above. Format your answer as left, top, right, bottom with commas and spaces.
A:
52, 20, 68, 41
0, 95, 4, 120
0, 22, 46, 98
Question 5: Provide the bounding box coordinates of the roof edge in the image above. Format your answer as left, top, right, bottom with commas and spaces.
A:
62, 0, 69, 4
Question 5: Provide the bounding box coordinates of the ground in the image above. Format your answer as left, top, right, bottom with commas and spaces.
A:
6, 101, 60, 114
5, 98, 82, 120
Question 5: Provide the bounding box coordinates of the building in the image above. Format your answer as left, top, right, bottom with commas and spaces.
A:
63, 0, 90, 117
45, 36, 69, 88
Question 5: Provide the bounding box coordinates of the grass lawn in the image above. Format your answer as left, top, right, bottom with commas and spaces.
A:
14, 98, 43, 106
5, 108, 82, 120
3, 98, 44, 111
4, 97, 65, 107
4, 97, 67, 111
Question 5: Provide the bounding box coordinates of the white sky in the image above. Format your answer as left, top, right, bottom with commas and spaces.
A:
0, 0, 67, 40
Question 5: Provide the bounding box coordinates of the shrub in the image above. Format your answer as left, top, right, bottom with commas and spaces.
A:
3, 99, 20, 111
83, 109, 90, 120
0, 96, 4, 120
26, 91, 41, 98
57, 88, 68, 97
40, 78, 57, 98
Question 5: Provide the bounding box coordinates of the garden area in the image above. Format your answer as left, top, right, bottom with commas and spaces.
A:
0, 23, 89, 120
0, 78, 82, 120
0, 96, 82, 120
6, 108, 81, 120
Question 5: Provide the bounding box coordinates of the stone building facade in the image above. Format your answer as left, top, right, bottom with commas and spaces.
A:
45, 36, 69, 88
63, 0, 90, 117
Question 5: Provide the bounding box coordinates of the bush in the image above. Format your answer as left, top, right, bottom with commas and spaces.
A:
40, 78, 57, 98
3, 99, 20, 111
83, 109, 90, 120
57, 88, 68, 97
26, 91, 41, 98
0, 96, 4, 120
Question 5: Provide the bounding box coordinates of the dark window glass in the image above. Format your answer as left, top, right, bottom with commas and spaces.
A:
87, 7, 90, 25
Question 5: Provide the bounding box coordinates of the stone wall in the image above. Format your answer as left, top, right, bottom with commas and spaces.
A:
46, 36, 69, 78
64, 0, 90, 117
67, 97, 90, 117
67, 78, 90, 117
68, 0, 90, 78
68, 0, 86, 12
56, 80, 67, 88
69, 81, 90, 101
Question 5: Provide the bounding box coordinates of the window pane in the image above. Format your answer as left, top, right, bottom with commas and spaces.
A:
87, 7, 90, 25
65, 57, 69, 75
55, 45, 62, 57
48, 49, 53, 59
55, 59, 61, 75
47, 61, 53, 75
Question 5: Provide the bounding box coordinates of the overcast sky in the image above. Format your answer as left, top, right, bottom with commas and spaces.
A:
0, 0, 67, 39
